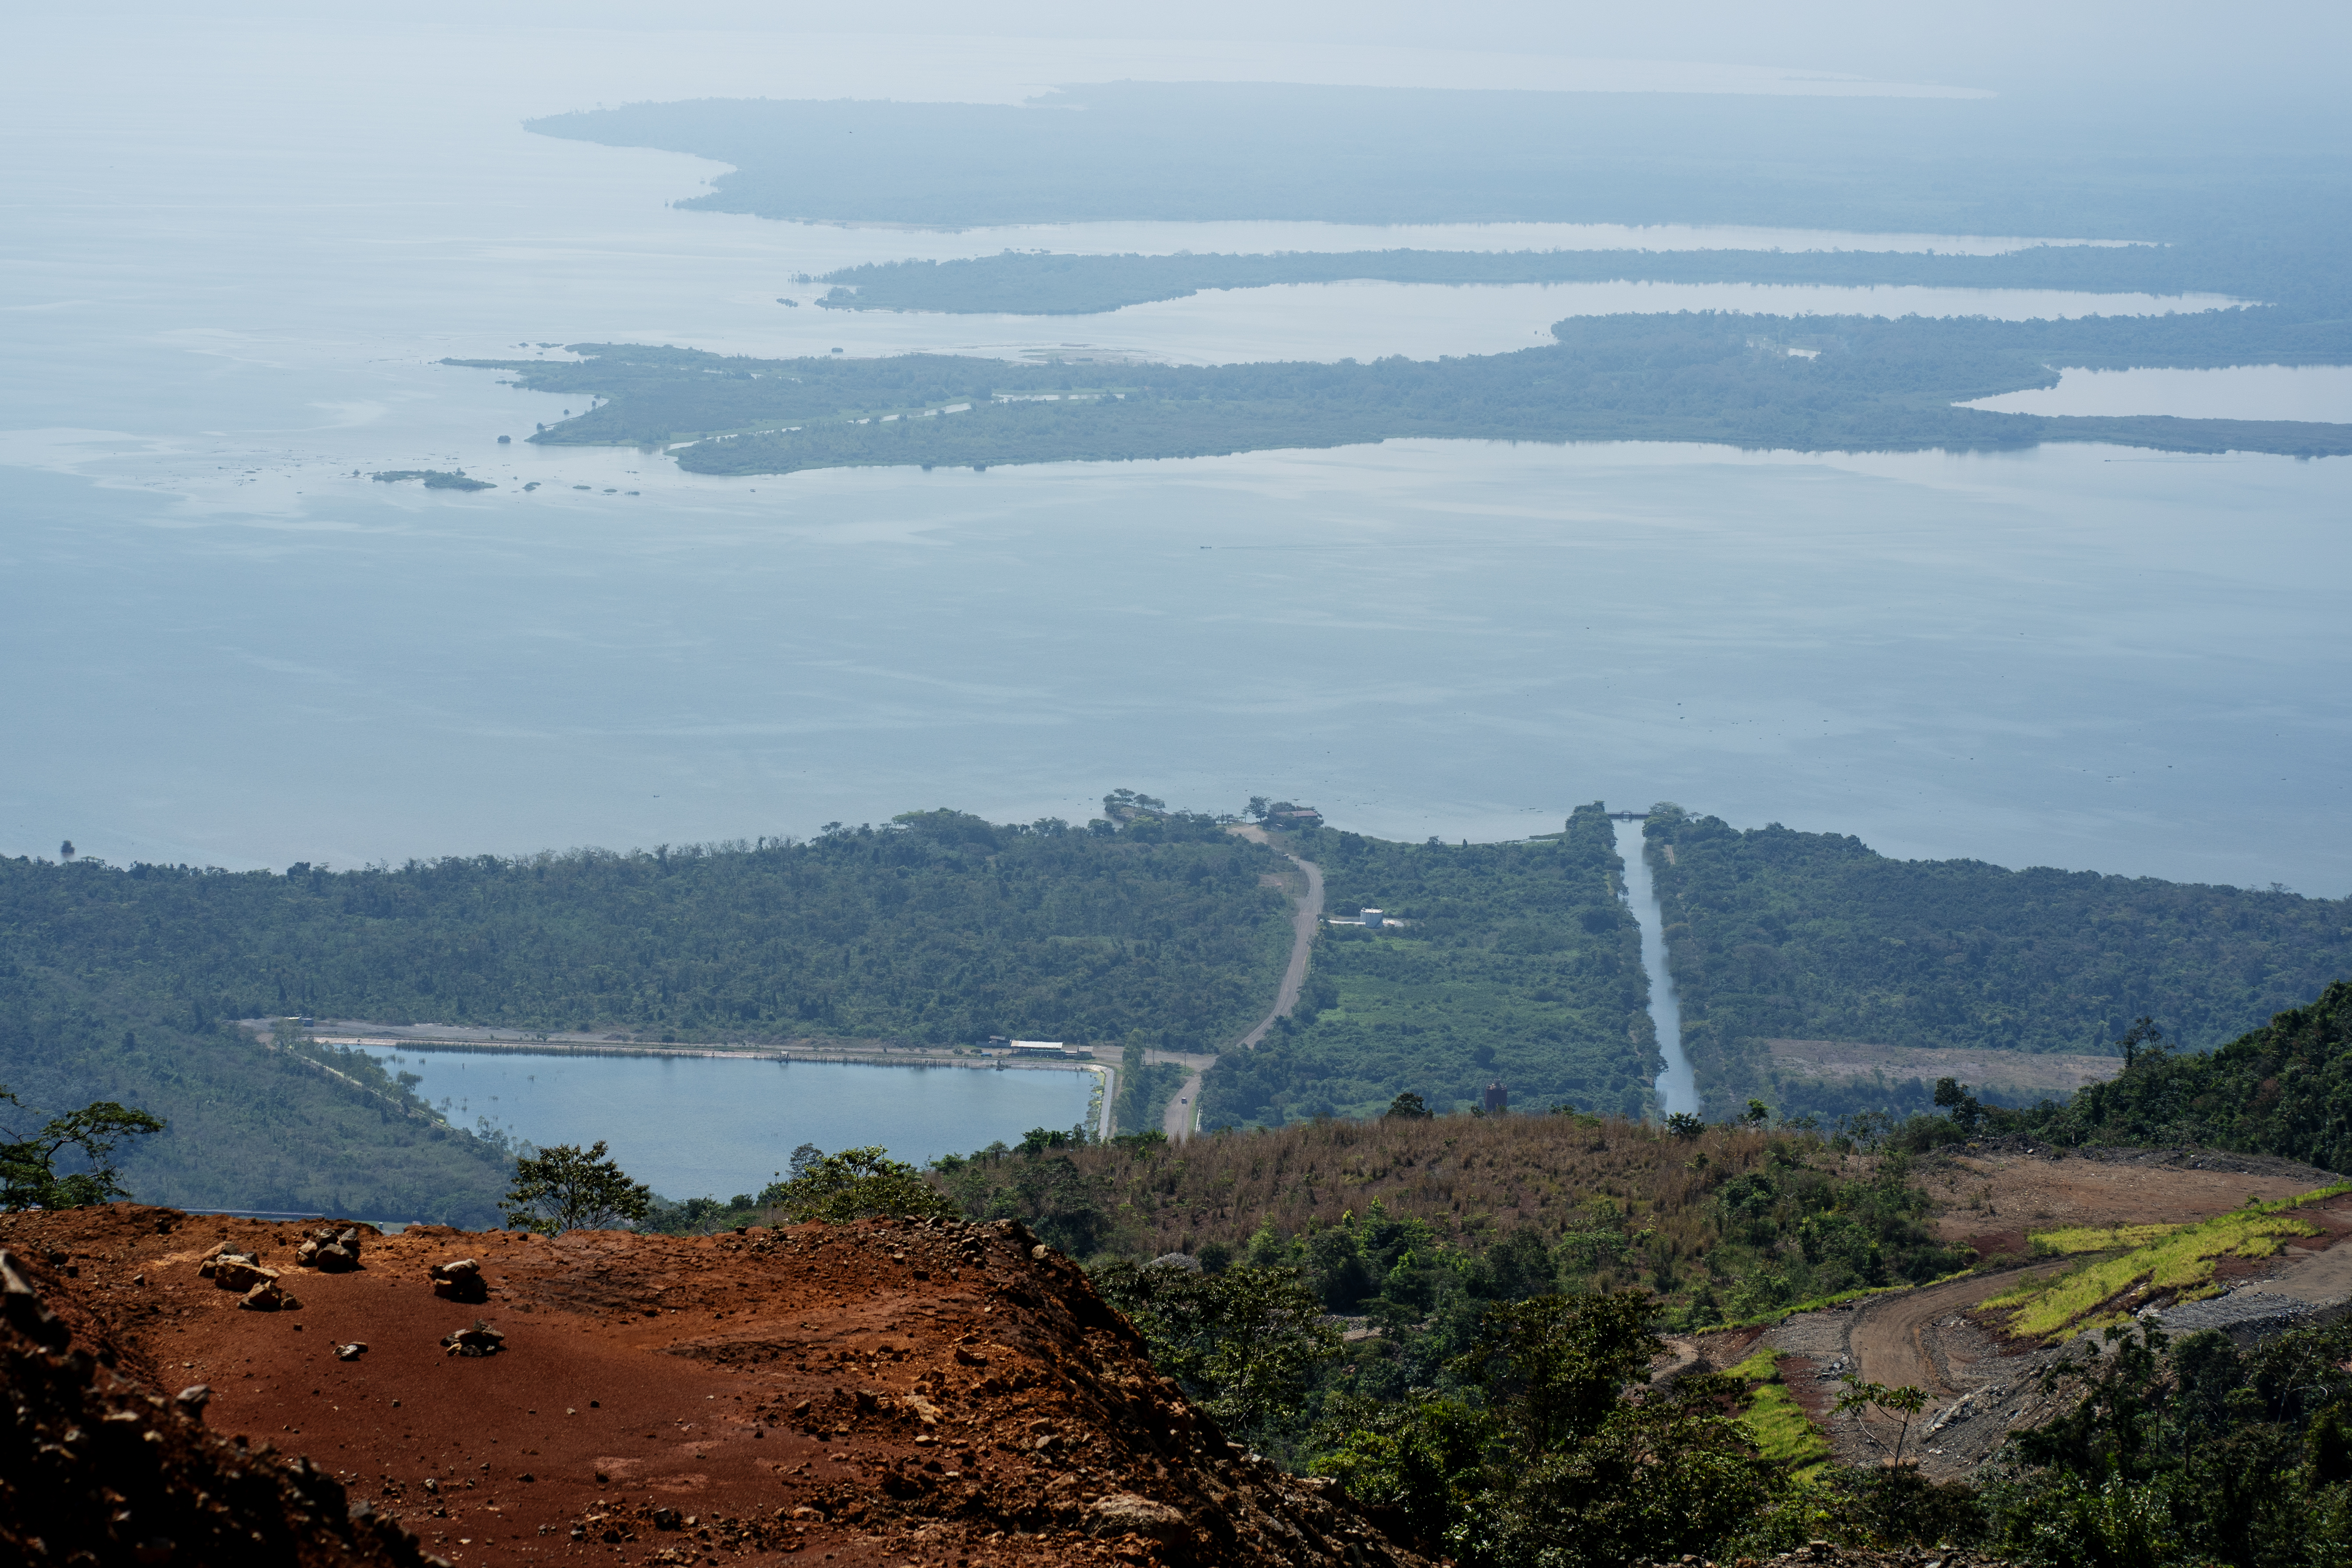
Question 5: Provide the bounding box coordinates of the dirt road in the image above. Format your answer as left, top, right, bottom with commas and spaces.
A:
1160, 828, 1326, 1141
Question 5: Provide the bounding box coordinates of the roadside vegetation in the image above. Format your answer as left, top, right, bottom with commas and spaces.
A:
1201, 804, 1650, 1127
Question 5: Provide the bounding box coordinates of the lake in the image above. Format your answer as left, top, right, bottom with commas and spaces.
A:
355, 1045, 1095, 1204
1960, 364, 2352, 423
5, 17, 2349, 912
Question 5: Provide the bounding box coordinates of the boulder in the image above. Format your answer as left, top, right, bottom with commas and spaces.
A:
238, 1277, 297, 1311
429, 1258, 488, 1303
214, 1260, 278, 1294
297, 1226, 365, 1273
1086, 1493, 1189, 1541
441, 1319, 506, 1358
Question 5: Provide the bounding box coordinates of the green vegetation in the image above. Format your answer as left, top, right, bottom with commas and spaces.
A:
448, 312, 2352, 485
1724, 1347, 1834, 1478
1112, 1041, 1188, 1136
1202, 805, 1649, 1127
2031, 1223, 2184, 1255
2020, 982, 2352, 1170
756, 1144, 958, 1225
0, 1085, 163, 1210
1981, 1319, 2352, 1567
1981, 1187, 2345, 1340
370, 469, 493, 491
928, 1112, 1965, 1327
522, 86, 2352, 273
0, 805, 1290, 1220
813, 244, 2261, 317
1640, 812, 2352, 1121
1091, 1260, 1340, 1440
499, 1139, 652, 1233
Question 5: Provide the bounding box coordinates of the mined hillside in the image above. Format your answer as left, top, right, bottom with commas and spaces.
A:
1, 1205, 1423, 1568
0, 1233, 436, 1566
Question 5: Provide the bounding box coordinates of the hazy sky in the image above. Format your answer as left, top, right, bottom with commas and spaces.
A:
52, 1, 2352, 108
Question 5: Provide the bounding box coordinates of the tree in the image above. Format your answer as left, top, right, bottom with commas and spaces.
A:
1834, 1376, 1929, 1468
1932, 1077, 1985, 1136
1667, 1111, 1706, 1140
0, 1087, 165, 1209
1094, 1260, 1340, 1441
1386, 1091, 1435, 1119
500, 1140, 653, 1233
762, 1145, 958, 1225
1448, 1291, 1781, 1567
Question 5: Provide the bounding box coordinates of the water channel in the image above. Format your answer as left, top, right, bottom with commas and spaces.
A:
1614, 818, 1698, 1117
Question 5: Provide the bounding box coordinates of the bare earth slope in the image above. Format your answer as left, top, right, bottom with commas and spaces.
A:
2, 1207, 1422, 1568
1768, 1144, 2352, 1481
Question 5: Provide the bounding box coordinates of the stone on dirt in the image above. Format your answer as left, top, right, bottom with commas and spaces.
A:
441, 1318, 506, 1357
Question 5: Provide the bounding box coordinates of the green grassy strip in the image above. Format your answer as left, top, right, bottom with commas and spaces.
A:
1985, 1183, 2350, 1340
1726, 1347, 1835, 1479
2029, 1222, 2183, 1254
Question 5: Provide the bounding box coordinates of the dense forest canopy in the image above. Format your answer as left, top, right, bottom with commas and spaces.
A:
2018, 980, 2352, 1172
1643, 811, 2352, 1121
451, 310, 2352, 485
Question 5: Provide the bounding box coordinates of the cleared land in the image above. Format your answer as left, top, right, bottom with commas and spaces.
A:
1766, 1040, 2120, 1099
1764, 1147, 2352, 1480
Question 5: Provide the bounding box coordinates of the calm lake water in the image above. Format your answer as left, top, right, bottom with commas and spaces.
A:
355, 1046, 1094, 1203
6, 16, 2350, 919
1962, 364, 2352, 422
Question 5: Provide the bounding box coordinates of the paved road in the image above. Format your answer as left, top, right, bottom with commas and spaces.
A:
1162, 828, 1326, 1141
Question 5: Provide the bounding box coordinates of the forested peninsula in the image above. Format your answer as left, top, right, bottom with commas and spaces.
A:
450, 310, 2352, 477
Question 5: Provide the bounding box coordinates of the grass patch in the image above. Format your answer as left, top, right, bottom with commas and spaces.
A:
2029, 1222, 2182, 1254
1985, 1184, 2349, 1340
1726, 1347, 1834, 1479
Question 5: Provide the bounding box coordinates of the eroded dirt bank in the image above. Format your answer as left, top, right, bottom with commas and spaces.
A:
1, 1208, 1423, 1568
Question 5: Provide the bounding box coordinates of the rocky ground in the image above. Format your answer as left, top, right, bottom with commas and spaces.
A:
0, 1208, 1425, 1568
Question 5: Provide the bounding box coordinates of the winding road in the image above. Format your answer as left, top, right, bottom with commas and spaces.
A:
1159, 827, 1325, 1141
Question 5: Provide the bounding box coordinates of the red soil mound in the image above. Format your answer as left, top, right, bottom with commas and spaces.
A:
1, 1207, 1424, 1568
0, 1229, 434, 1566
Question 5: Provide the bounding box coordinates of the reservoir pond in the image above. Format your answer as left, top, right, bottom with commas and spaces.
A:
355, 1045, 1094, 1205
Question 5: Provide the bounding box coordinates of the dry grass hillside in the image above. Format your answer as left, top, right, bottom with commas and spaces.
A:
929, 1112, 1962, 1321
